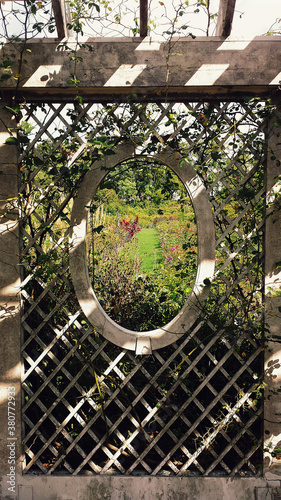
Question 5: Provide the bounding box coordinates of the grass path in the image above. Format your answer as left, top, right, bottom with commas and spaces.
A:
137, 227, 162, 273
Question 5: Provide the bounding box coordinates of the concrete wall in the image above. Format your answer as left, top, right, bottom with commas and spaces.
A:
264, 111, 281, 483
0, 107, 22, 500
2, 475, 276, 500
1, 41, 281, 498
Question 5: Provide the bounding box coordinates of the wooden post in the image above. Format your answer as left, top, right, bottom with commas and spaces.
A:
140, 0, 148, 38
51, 0, 73, 39
216, 0, 236, 37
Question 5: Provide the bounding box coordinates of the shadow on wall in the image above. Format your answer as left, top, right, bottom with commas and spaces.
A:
264, 294, 281, 474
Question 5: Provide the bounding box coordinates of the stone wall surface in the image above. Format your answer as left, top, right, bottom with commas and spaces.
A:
0, 475, 277, 500
0, 108, 22, 500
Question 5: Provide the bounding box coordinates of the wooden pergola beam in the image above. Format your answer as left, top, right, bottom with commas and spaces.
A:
52, 0, 234, 40
216, 0, 236, 37
51, 0, 72, 39
1, 37, 280, 103
140, 0, 148, 38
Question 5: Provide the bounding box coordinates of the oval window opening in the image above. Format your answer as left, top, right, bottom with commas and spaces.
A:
70, 142, 215, 351
87, 158, 198, 332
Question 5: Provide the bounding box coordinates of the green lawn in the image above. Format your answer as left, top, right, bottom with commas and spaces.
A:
137, 227, 162, 273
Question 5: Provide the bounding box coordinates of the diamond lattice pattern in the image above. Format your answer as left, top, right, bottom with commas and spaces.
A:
20, 101, 265, 476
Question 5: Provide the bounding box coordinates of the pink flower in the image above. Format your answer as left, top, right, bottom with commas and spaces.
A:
171, 247, 176, 252
166, 256, 173, 261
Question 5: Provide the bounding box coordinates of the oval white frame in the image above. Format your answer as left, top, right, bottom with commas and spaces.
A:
69, 143, 215, 352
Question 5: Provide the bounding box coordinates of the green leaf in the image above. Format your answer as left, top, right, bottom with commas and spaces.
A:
0, 74, 11, 81
1, 60, 14, 68
211, 151, 220, 161
49, 166, 59, 176
103, 149, 116, 156
95, 135, 109, 143
37, 254, 48, 263
4, 105, 20, 115
60, 166, 70, 176
18, 136, 29, 144
93, 225, 104, 234
5, 137, 19, 145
